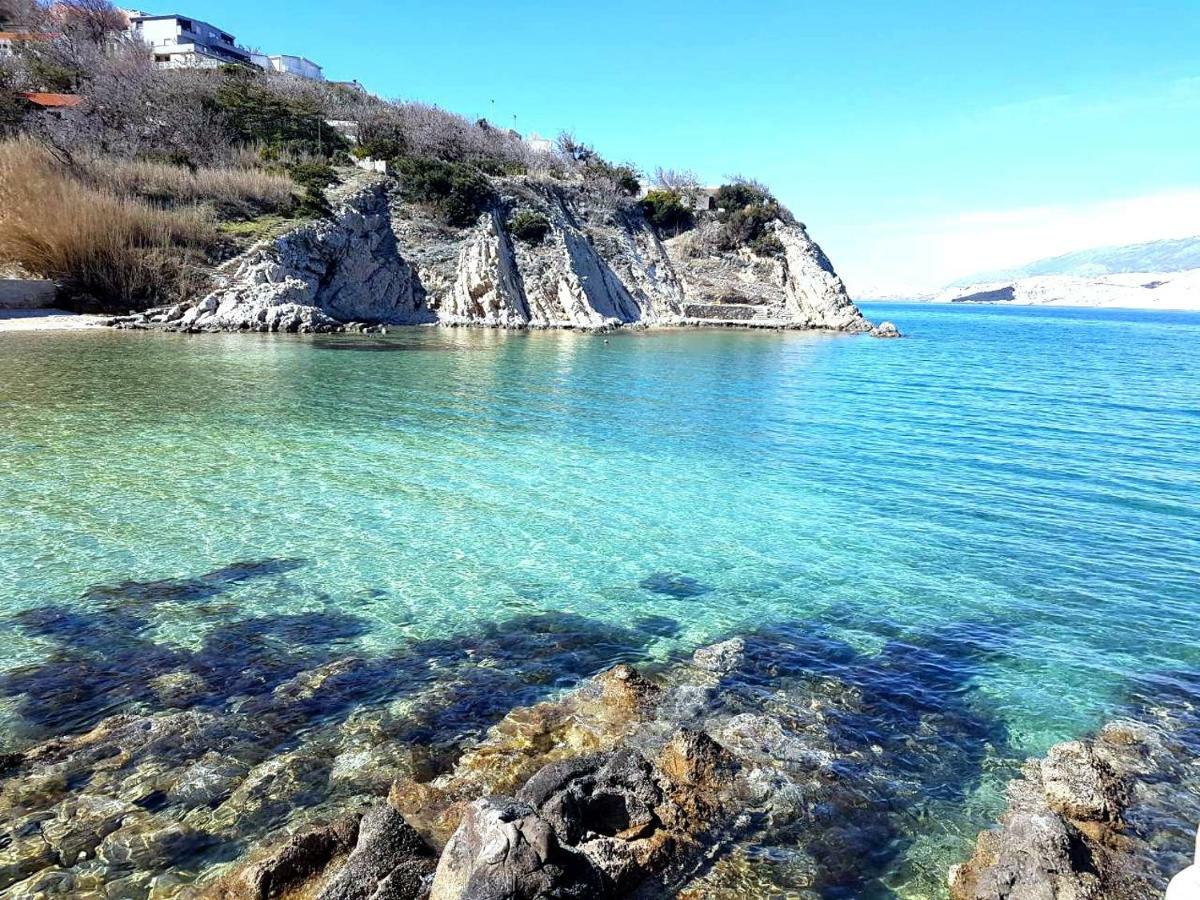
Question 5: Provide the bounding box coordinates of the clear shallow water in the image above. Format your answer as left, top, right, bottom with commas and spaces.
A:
1, 303, 1198, 895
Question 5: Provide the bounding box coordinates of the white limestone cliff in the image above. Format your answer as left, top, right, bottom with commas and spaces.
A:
160, 177, 872, 334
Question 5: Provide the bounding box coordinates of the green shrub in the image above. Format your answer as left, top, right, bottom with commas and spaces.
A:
508, 209, 550, 244
639, 189, 694, 235
214, 67, 349, 159
23, 56, 80, 93
284, 161, 339, 218
586, 160, 639, 195
748, 231, 785, 257
392, 156, 495, 226
711, 179, 793, 252
714, 181, 774, 213
717, 203, 784, 251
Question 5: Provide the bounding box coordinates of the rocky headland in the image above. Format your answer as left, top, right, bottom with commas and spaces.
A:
109, 178, 892, 337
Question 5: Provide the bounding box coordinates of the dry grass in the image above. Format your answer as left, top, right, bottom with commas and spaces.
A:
0, 138, 217, 311
79, 155, 297, 219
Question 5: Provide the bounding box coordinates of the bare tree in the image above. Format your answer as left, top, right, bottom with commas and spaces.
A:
652, 166, 702, 204
0, 0, 41, 27
48, 0, 129, 46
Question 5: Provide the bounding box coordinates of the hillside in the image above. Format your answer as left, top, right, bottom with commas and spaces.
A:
0, 3, 881, 334
953, 235, 1200, 284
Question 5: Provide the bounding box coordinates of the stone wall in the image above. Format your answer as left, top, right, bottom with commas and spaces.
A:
0, 279, 57, 310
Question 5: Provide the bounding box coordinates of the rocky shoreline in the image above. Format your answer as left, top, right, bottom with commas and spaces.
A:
207, 652, 1200, 900
101, 179, 899, 339
2, 561, 1191, 899
950, 688, 1200, 899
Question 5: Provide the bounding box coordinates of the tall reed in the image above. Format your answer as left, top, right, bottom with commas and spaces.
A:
0, 138, 216, 310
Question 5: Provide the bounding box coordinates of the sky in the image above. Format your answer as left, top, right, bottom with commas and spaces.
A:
183, 1, 1199, 296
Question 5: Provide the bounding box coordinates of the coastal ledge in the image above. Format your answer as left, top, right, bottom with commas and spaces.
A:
103, 179, 890, 338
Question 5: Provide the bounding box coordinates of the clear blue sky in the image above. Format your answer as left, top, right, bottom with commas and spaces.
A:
185, 1, 1200, 293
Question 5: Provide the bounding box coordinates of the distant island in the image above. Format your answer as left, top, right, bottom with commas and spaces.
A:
863, 237, 1200, 310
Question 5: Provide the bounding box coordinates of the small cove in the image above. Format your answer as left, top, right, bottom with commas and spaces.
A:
1, 303, 1198, 896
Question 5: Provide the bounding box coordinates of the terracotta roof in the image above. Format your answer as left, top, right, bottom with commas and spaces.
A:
18, 92, 83, 108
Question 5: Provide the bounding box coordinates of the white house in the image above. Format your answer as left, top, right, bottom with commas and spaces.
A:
126, 12, 252, 68
252, 53, 324, 81
525, 132, 554, 154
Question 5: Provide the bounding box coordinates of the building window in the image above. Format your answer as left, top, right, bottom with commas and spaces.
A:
155, 54, 170, 62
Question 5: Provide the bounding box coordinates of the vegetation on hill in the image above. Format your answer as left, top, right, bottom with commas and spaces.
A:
639, 189, 694, 235
712, 178, 792, 256
508, 209, 551, 245
0, 0, 797, 309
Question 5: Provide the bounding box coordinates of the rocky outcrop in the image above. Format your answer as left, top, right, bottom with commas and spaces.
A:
2, 609, 1024, 898
667, 221, 870, 332
138, 175, 872, 334
950, 716, 1200, 900
169, 183, 432, 333
871, 320, 902, 338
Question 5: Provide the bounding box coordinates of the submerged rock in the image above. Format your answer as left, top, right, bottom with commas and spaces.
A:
691, 638, 745, 675
209, 814, 359, 899
950, 719, 1200, 899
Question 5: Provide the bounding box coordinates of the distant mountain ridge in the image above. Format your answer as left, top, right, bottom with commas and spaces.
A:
952, 235, 1200, 285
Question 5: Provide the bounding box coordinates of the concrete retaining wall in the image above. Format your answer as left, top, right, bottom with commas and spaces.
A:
682, 303, 761, 321
0, 279, 58, 309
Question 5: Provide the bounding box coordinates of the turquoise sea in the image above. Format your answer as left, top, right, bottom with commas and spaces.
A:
1, 303, 1198, 896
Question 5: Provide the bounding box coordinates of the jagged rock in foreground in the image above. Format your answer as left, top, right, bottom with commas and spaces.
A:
204, 623, 1018, 900
950, 714, 1200, 899
1, 608, 1032, 898
126, 176, 872, 335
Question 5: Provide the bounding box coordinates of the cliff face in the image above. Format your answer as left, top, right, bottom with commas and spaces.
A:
165, 178, 870, 334
667, 221, 868, 330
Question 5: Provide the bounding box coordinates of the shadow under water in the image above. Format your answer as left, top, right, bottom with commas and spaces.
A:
0, 560, 1017, 898
679, 613, 1016, 898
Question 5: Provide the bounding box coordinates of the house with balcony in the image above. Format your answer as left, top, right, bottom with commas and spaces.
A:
252, 53, 324, 81
126, 12, 252, 68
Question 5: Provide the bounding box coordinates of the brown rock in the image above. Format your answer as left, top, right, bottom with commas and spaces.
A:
210, 814, 361, 900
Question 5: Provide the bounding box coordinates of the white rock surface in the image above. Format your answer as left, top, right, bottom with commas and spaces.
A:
172, 177, 870, 334
938, 269, 1200, 310
184, 183, 430, 333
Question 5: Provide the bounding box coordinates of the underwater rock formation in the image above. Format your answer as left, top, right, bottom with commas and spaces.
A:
200, 620, 1012, 899
950, 682, 1200, 899
0, 559, 1028, 898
